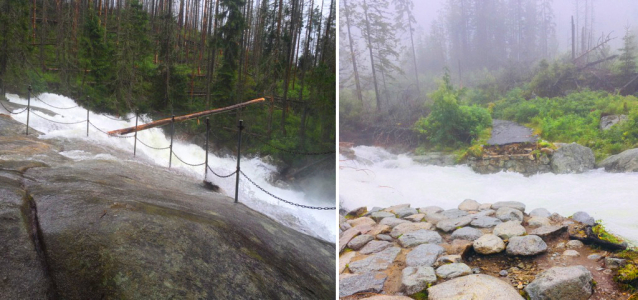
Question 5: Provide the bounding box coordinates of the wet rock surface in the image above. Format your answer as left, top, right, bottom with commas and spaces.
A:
0, 116, 334, 299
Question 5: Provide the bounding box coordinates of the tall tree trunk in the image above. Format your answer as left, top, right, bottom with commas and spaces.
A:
362, 0, 381, 112
343, 0, 362, 104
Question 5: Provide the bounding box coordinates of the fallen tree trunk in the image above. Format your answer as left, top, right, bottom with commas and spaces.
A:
108, 98, 266, 136
569, 226, 627, 251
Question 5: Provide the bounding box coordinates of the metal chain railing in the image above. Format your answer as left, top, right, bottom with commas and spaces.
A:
135, 137, 171, 150
88, 121, 135, 138
172, 152, 206, 167
240, 170, 336, 210
207, 165, 237, 178
34, 95, 79, 110
0, 100, 28, 114
30, 110, 86, 124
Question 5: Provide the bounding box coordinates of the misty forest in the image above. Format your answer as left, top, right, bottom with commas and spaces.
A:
0, 0, 336, 172
339, 0, 638, 161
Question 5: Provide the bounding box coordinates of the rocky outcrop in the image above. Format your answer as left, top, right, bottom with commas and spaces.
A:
600, 114, 628, 130
598, 148, 638, 172
339, 272, 387, 297
0, 116, 334, 299
550, 143, 595, 174
524, 266, 593, 300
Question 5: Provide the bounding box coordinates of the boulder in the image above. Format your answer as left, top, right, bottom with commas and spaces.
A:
360, 240, 393, 255
440, 209, 469, 219
492, 201, 526, 212
379, 217, 411, 228
347, 234, 374, 250
451, 227, 483, 241
436, 216, 473, 232
406, 244, 446, 267
436, 255, 462, 265
348, 217, 376, 228
423, 213, 448, 225
339, 272, 388, 297
435, 263, 472, 279
599, 148, 638, 172
348, 247, 401, 273
473, 234, 506, 254
572, 211, 595, 226
377, 234, 393, 242
339, 251, 357, 273
427, 274, 523, 300
493, 221, 526, 240
605, 258, 627, 269
401, 266, 437, 295
471, 216, 502, 228
395, 207, 419, 218
550, 143, 595, 174
566, 240, 584, 249
524, 266, 593, 300
384, 204, 411, 214
458, 199, 481, 211
528, 216, 551, 227
340, 227, 361, 252
390, 222, 434, 238
346, 207, 367, 218
367, 224, 391, 236
475, 209, 495, 217
399, 229, 443, 248
563, 250, 580, 257
404, 214, 425, 222
479, 203, 493, 211
419, 206, 444, 215
530, 225, 567, 238
529, 208, 551, 218
506, 235, 547, 256
495, 207, 524, 222
370, 211, 395, 222
600, 114, 628, 130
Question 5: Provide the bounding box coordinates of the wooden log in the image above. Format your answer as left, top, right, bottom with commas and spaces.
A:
108, 97, 266, 136
569, 226, 627, 251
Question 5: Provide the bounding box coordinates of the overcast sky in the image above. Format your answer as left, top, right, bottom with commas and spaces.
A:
410, 0, 638, 51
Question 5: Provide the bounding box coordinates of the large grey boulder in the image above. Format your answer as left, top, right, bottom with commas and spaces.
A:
492, 201, 526, 212
360, 240, 393, 255
395, 207, 419, 218
401, 266, 436, 295
379, 217, 411, 228
349, 247, 401, 273
600, 114, 628, 130
427, 274, 523, 300
406, 244, 446, 267
471, 216, 502, 228
419, 206, 444, 215
347, 234, 374, 250
529, 208, 551, 218
550, 143, 595, 174
493, 221, 526, 240
506, 235, 548, 256
528, 216, 551, 227
530, 225, 568, 238
599, 148, 638, 172
451, 227, 483, 241
435, 263, 472, 279
399, 229, 443, 248
524, 266, 593, 300
390, 222, 433, 238
339, 272, 388, 297
440, 209, 469, 219
436, 216, 473, 232
473, 234, 505, 254
495, 207, 524, 222
572, 211, 595, 226
370, 211, 395, 222
458, 199, 481, 211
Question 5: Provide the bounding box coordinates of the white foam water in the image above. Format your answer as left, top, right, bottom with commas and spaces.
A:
340, 145, 638, 245
4, 93, 335, 242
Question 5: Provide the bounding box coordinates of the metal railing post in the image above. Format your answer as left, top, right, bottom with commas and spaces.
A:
169, 115, 175, 168
26, 85, 31, 135
204, 117, 210, 179
133, 111, 138, 156
235, 119, 244, 203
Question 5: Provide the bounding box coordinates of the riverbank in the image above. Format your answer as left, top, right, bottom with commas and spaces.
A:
339, 201, 638, 299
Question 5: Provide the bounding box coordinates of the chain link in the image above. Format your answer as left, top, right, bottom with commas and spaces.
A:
34, 95, 79, 109
135, 137, 171, 150
0, 100, 28, 114
207, 165, 237, 178
88, 121, 135, 138
172, 152, 206, 166
240, 171, 336, 210
31, 110, 86, 124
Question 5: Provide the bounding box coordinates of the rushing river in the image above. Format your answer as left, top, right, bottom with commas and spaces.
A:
340, 145, 638, 245
3, 93, 335, 242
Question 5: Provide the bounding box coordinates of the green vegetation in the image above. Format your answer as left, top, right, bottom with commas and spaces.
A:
411, 290, 428, 300
0, 0, 336, 170
592, 222, 625, 245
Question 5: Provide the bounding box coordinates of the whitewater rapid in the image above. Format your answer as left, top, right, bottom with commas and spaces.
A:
3, 93, 335, 242
340, 145, 638, 245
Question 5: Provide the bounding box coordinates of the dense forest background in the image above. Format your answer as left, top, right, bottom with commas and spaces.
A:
0, 0, 335, 174
340, 0, 638, 160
